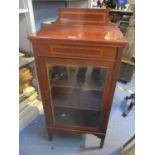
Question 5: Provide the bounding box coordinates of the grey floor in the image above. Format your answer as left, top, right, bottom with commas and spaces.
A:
19, 78, 135, 155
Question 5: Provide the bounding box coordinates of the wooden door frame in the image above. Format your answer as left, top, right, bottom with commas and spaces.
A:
37, 56, 115, 133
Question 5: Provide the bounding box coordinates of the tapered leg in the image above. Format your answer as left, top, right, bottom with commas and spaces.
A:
100, 138, 105, 148
48, 132, 53, 141
47, 129, 53, 141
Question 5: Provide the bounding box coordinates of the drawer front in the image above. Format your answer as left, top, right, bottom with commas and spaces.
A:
37, 44, 117, 60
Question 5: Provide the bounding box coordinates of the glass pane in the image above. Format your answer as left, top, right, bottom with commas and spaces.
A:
48, 65, 107, 128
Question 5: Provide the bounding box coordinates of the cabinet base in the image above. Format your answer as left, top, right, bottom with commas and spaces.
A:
47, 128, 105, 148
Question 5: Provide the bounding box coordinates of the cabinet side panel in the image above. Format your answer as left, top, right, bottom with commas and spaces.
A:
101, 48, 124, 132
32, 43, 54, 127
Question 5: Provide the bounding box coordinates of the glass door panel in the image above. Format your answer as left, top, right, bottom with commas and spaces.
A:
48, 65, 107, 128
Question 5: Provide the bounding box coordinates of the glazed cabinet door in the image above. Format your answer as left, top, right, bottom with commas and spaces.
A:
38, 57, 113, 131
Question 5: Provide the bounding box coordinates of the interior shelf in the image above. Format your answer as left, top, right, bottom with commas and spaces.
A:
51, 74, 104, 91
19, 57, 34, 68
53, 84, 102, 92
52, 87, 103, 111
54, 106, 100, 128
19, 9, 29, 14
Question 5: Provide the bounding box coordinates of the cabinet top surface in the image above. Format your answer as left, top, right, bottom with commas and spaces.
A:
29, 8, 127, 46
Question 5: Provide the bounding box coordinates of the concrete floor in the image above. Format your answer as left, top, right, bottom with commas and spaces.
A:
19, 79, 135, 155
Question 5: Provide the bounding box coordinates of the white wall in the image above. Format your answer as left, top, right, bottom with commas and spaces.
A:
32, 0, 90, 30
68, 0, 89, 8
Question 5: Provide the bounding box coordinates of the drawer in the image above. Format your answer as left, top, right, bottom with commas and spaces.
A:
37, 44, 117, 60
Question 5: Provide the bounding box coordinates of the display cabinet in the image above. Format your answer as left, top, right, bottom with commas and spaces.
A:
29, 8, 127, 148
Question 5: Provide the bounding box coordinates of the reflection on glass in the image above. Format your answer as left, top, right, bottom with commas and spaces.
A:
48, 65, 107, 128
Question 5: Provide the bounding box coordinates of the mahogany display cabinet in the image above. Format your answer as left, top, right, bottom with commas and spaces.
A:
29, 8, 127, 148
